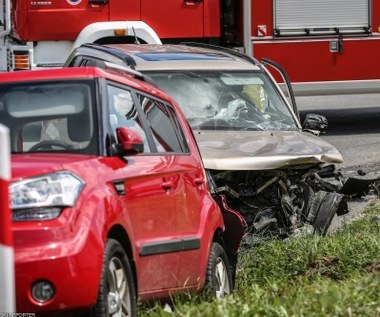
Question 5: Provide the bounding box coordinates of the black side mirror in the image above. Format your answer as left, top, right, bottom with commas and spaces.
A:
112, 127, 144, 156
303, 113, 328, 134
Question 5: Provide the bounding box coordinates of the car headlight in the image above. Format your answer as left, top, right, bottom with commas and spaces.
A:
10, 171, 85, 221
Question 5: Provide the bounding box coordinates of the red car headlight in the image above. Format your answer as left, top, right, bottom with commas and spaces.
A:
10, 171, 85, 221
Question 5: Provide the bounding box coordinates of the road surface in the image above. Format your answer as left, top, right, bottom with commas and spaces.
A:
297, 93, 380, 232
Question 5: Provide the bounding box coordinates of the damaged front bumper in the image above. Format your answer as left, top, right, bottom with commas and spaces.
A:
209, 165, 380, 246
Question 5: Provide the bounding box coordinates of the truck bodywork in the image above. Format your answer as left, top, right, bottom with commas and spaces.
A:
0, 0, 219, 70
224, 0, 380, 93
1, 0, 379, 91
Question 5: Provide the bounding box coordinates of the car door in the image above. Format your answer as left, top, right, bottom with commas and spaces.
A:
106, 83, 180, 291
136, 91, 210, 287
107, 83, 203, 292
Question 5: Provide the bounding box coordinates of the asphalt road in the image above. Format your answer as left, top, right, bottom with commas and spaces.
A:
297, 93, 380, 232
298, 93, 380, 174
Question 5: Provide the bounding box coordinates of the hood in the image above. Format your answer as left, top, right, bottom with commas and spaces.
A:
11, 154, 96, 181
194, 130, 343, 170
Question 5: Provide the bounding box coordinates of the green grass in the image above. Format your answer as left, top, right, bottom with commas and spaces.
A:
139, 200, 380, 317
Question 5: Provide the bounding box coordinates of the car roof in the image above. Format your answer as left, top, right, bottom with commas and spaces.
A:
0, 66, 138, 84
80, 43, 262, 72
0, 66, 172, 101
0, 66, 106, 83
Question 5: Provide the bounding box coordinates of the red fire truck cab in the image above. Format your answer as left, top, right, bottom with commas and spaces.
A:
1, 0, 220, 71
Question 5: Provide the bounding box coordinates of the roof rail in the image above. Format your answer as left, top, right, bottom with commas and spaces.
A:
103, 61, 144, 79
81, 43, 137, 68
180, 42, 260, 65
86, 58, 154, 84
102, 61, 158, 87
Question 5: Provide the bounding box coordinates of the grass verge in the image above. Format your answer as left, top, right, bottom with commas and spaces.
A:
139, 199, 380, 317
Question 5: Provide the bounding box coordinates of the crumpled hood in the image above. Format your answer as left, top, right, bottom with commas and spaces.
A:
194, 130, 344, 170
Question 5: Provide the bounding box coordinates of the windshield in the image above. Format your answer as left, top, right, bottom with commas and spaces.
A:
147, 70, 298, 131
0, 81, 97, 154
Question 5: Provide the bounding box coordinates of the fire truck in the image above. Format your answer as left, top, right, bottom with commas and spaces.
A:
1, 0, 380, 93
0, 0, 222, 71
227, 0, 380, 94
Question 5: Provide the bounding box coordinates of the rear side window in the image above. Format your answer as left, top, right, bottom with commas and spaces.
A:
107, 82, 189, 155
138, 94, 189, 154
107, 85, 151, 153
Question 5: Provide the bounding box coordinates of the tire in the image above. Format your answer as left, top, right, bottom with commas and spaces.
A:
205, 242, 233, 298
313, 192, 342, 235
92, 239, 137, 317
313, 207, 335, 235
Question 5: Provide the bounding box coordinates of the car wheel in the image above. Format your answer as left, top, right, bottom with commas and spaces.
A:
313, 207, 336, 235
205, 242, 233, 298
93, 239, 136, 317
312, 192, 341, 235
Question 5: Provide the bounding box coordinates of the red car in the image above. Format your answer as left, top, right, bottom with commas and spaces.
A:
0, 67, 246, 316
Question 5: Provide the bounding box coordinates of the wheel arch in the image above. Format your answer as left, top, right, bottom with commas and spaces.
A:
212, 227, 225, 248
71, 21, 162, 52
212, 195, 248, 286
211, 227, 238, 286
107, 224, 137, 293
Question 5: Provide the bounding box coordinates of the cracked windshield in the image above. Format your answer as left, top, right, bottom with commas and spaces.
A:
149, 71, 298, 131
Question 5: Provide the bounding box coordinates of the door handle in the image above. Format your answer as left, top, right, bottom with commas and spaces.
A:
194, 177, 204, 186
89, 0, 108, 4
184, 0, 203, 5
161, 180, 173, 190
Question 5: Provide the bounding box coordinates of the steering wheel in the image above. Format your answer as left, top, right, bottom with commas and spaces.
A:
29, 140, 74, 151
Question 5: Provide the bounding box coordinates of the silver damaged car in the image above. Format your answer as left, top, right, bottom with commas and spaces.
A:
64, 43, 369, 242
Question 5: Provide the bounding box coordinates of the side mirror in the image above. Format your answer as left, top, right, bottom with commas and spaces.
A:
114, 127, 144, 156
302, 113, 328, 134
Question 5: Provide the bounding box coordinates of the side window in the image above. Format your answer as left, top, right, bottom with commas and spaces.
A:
80, 58, 105, 68
107, 85, 151, 153
138, 94, 189, 154
66, 56, 83, 67
66, 57, 102, 67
